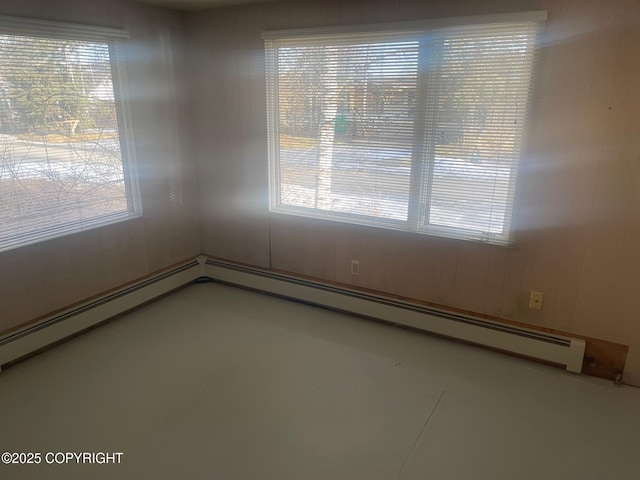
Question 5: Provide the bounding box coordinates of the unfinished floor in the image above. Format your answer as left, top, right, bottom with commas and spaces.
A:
1, 282, 639, 479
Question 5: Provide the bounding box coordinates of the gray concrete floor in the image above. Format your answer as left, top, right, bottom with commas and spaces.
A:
1, 282, 639, 479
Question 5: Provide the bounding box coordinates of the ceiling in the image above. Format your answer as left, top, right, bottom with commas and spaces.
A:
134, 0, 278, 11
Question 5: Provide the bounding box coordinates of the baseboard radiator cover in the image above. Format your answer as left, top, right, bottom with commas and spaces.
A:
204, 259, 586, 373
0, 256, 206, 371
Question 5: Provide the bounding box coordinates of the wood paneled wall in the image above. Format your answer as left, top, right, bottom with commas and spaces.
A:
187, 0, 640, 384
0, 0, 201, 333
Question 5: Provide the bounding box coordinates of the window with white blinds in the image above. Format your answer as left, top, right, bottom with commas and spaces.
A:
0, 16, 139, 252
264, 12, 545, 245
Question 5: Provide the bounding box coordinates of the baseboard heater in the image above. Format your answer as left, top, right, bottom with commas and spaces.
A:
204, 259, 586, 373
0, 256, 586, 375
0, 257, 206, 371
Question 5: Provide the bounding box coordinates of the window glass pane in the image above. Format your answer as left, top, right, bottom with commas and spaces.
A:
0, 33, 135, 250
424, 26, 536, 239
276, 41, 418, 222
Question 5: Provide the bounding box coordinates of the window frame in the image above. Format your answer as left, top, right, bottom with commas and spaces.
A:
264, 11, 546, 246
0, 15, 141, 252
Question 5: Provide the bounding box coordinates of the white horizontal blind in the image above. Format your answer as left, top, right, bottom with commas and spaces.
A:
265, 13, 544, 245
269, 33, 421, 227
420, 22, 539, 242
0, 22, 139, 251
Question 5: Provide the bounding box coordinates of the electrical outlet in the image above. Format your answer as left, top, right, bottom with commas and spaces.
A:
529, 291, 544, 310
350, 260, 360, 276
